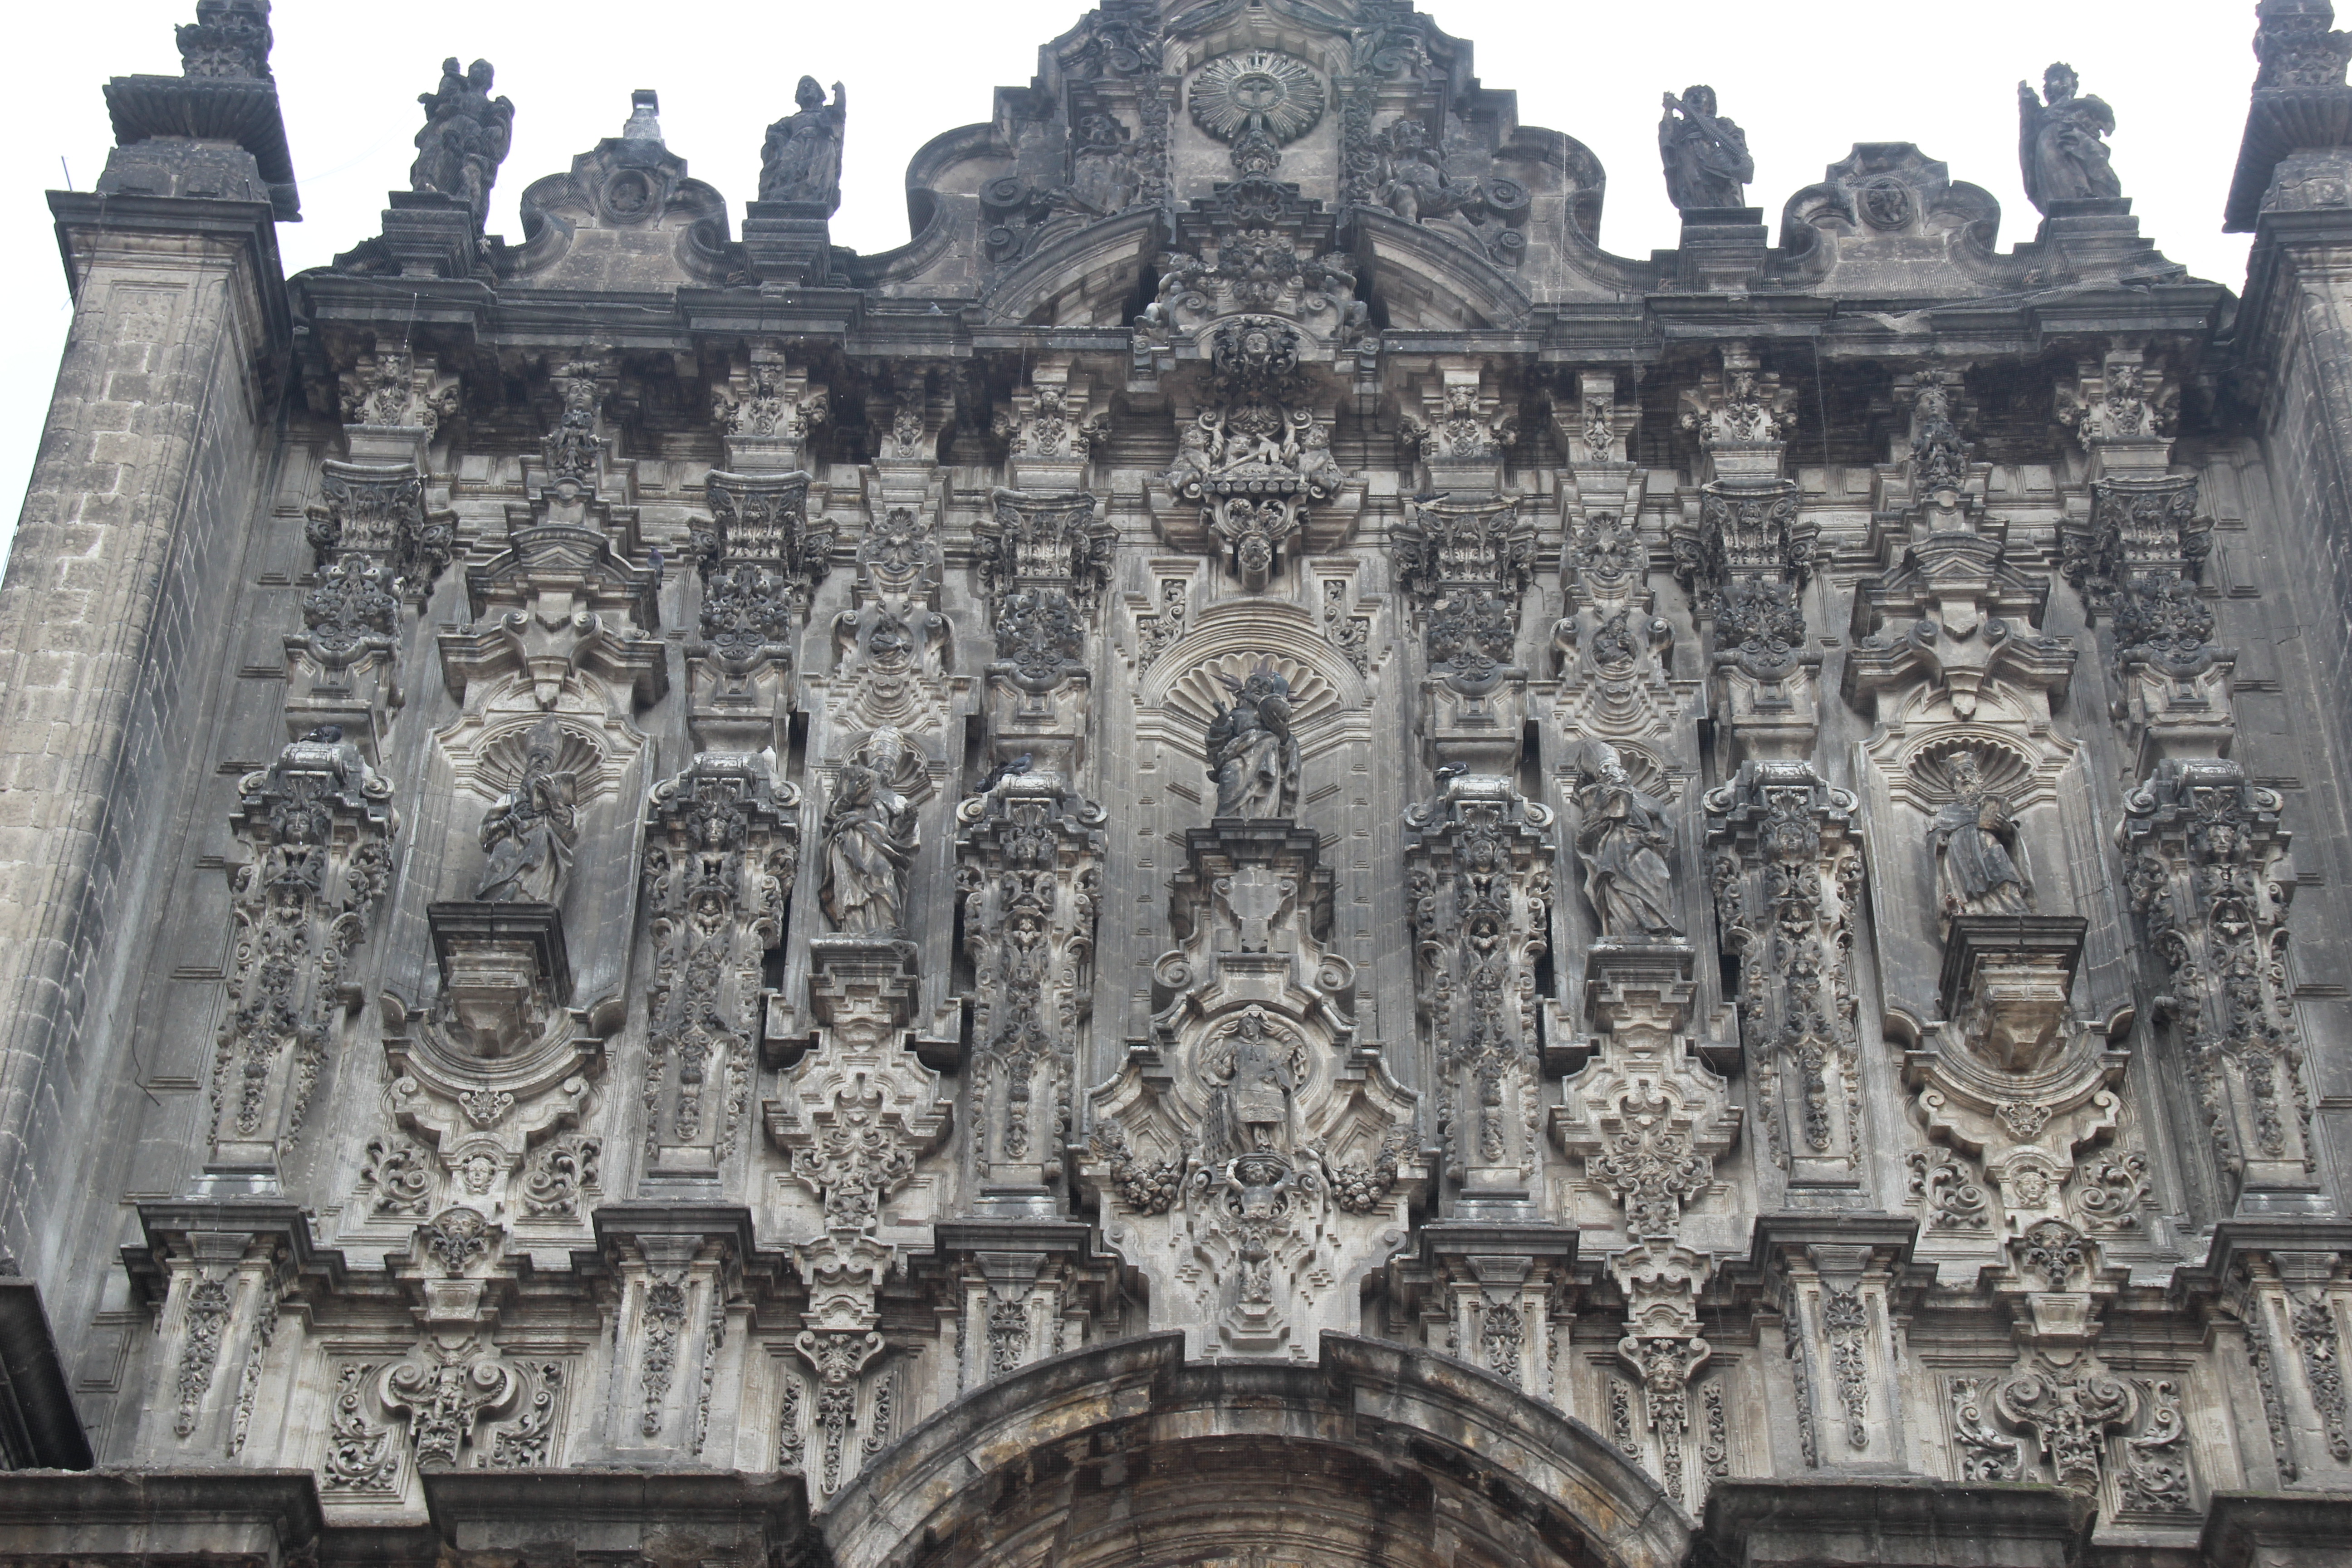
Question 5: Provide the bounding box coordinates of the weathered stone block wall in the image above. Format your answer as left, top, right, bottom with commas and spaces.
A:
2242, 251, 2352, 1163
0, 203, 283, 1317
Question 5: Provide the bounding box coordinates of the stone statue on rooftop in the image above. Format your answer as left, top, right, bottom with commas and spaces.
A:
409, 57, 514, 230
1658, 85, 1753, 212
760, 76, 848, 212
2018, 62, 2122, 213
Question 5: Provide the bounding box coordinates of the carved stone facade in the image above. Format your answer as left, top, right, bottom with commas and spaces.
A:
14, 5, 2352, 1568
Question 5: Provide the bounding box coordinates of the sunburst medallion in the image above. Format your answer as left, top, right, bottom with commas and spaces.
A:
1188, 50, 1326, 146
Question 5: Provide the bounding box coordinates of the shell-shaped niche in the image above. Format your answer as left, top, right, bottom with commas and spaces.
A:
461, 721, 620, 806
1902, 732, 2045, 809
1163, 652, 1343, 735
1135, 599, 1370, 766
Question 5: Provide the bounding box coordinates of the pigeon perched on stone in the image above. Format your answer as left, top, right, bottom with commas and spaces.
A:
1433, 761, 1469, 784
973, 753, 1034, 794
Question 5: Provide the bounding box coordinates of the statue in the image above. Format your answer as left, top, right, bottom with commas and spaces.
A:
475, 727, 578, 905
1205, 1008, 1296, 1155
2017, 63, 2121, 213
1568, 741, 1681, 940
1205, 666, 1302, 820
1218, 1150, 1300, 1307
409, 58, 514, 229
1658, 86, 1753, 212
1370, 118, 1466, 223
819, 729, 922, 935
760, 76, 847, 211
1932, 752, 2033, 929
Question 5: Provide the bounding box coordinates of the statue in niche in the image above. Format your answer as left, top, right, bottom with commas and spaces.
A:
1204, 1007, 1297, 1156
1205, 666, 1302, 820
760, 76, 847, 211
819, 729, 923, 936
409, 58, 514, 228
2017, 63, 2121, 213
1567, 741, 1681, 940
1657, 86, 1753, 212
1932, 752, 2034, 929
475, 725, 578, 905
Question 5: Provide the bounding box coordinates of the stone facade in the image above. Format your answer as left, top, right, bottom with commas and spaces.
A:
7, 2, 2352, 1564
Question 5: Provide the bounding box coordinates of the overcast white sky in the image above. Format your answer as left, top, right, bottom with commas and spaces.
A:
3, 0, 2261, 560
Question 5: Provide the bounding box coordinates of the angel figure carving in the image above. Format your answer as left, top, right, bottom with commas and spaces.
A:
2017, 63, 2122, 213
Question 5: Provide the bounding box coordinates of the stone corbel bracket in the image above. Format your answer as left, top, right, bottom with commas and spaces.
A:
1553, 942, 1742, 1242
1895, 916, 2135, 1237
762, 938, 952, 1242
439, 511, 666, 713
1741, 1215, 1923, 1473
123, 1205, 334, 1460
586, 1205, 775, 1459
975, 488, 1117, 769
1393, 496, 1536, 774
995, 359, 1113, 492
2176, 1220, 2352, 1489
1389, 1221, 1577, 1399
1552, 368, 1642, 472
377, 905, 614, 1231
712, 345, 830, 475
1398, 360, 1519, 495
1845, 530, 2077, 724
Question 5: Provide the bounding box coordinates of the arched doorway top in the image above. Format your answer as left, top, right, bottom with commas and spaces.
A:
819, 1333, 1691, 1568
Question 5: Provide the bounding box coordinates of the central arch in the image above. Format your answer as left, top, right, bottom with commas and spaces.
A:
819, 1334, 1691, 1568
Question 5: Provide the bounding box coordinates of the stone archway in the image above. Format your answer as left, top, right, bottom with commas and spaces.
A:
819, 1333, 1690, 1568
